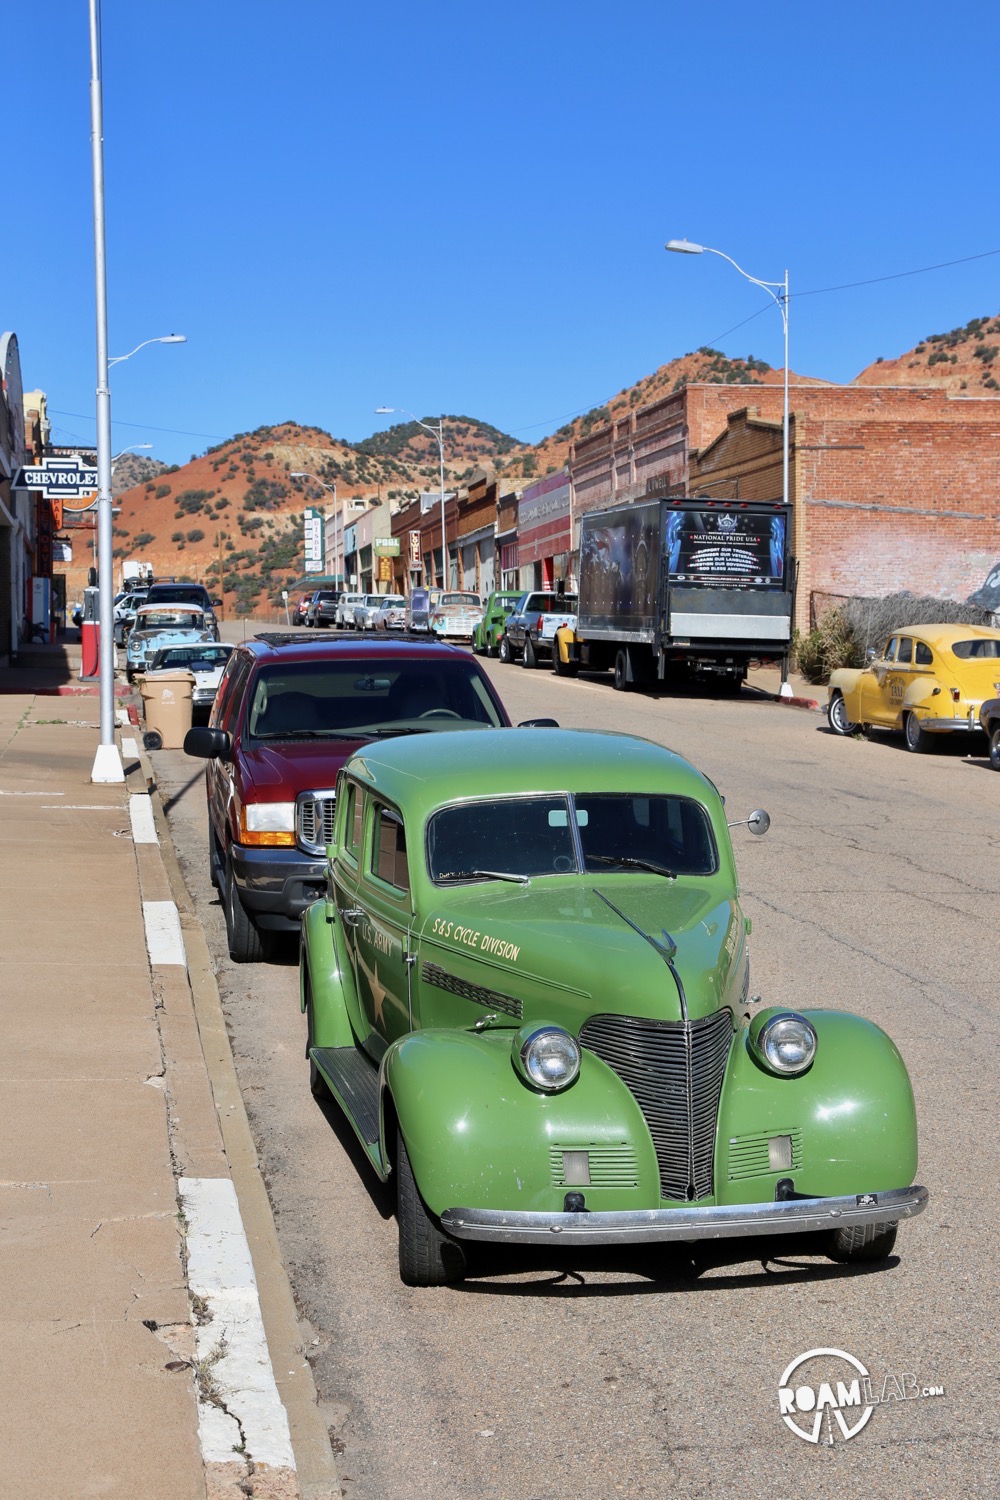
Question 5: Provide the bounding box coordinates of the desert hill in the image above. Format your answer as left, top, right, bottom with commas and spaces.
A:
853, 314, 1000, 392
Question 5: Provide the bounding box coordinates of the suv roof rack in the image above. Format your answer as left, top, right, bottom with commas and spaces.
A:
251, 630, 464, 649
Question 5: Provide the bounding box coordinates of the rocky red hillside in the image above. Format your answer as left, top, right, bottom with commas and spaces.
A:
854, 314, 1000, 392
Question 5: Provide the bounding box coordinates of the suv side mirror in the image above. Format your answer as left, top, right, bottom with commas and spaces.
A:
184, 726, 232, 762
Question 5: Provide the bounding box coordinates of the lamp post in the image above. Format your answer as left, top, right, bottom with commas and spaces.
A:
665, 239, 789, 526
665, 239, 792, 696
290, 471, 339, 584
374, 408, 448, 587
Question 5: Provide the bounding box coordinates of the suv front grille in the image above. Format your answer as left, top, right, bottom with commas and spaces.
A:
579, 1009, 734, 1201
296, 790, 337, 855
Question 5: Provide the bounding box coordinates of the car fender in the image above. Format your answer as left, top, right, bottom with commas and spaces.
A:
381, 1028, 661, 1216
827, 667, 866, 712
300, 897, 364, 1048
716, 1009, 918, 1203
901, 679, 941, 714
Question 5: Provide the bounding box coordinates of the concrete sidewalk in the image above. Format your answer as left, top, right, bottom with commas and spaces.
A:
0, 644, 339, 1500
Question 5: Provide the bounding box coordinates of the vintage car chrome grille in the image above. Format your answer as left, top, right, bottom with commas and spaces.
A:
579, 1009, 734, 1201
421, 962, 523, 1020
727, 1128, 802, 1180
296, 790, 337, 855
549, 1143, 639, 1189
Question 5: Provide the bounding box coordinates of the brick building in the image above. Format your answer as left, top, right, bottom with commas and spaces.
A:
568, 383, 1000, 631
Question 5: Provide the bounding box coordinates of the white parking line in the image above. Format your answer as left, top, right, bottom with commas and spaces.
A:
142, 900, 186, 966
129, 794, 158, 844
178, 1177, 296, 1473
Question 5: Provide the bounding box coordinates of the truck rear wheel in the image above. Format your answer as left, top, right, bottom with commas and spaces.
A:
522, 635, 537, 668
613, 649, 631, 692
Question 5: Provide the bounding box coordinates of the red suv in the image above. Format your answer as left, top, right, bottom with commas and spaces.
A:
183, 634, 521, 961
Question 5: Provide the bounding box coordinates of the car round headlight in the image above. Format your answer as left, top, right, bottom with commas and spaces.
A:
514, 1026, 581, 1092
753, 1011, 817, 1076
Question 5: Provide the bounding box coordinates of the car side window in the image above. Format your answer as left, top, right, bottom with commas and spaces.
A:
211, 655, 251, 730
371, 805, 409, 894
896, 637, 913, 665
882, 637, 898, 662
341, 782, 365, 865
915, 641, 933, 665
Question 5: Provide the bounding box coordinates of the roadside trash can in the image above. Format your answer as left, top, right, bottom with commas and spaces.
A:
139, 670, 195, 750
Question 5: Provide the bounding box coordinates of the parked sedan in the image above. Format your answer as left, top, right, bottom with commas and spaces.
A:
827, 622, 1000, 752
147, 642, 234, 714
472, 590, 523, 656
353, 594, 397, 630
428, 591, 484, 641
372, 597, 407, 631
300, 728, 926, 1285
335, 592, 365, 628
125, 604, 215, 682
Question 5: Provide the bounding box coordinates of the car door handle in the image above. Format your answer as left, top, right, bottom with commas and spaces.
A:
339, 907, 363, 927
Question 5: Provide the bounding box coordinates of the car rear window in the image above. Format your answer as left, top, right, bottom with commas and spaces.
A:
951, 638, 1000, 658
245, 659, 505, 738
428, 793, 717, 883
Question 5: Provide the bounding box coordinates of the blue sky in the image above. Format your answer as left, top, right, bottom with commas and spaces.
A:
8, 1, 1000, 466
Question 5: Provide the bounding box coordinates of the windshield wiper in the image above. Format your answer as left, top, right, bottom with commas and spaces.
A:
437, 868, 531, 885
586, 855, 676, 878
256, 729, 363, 741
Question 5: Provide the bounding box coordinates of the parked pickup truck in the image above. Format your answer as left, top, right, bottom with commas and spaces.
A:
499, 590, 578, 668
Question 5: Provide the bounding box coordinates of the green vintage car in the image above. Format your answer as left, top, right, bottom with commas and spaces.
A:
471, 589, 524, 656
300, 729, 927, 1285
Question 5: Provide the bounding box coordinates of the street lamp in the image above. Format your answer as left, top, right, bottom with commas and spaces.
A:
290, 471, 339, 584
666, 239, 791, 696
374, 407, 449, 587
664, 239, 789, 528
108, 335, 186, 367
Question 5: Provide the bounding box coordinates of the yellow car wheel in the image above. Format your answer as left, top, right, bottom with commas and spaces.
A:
827, 691, 857, 736
904, 711, 931, 754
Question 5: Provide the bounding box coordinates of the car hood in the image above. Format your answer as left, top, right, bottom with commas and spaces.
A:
240, 739, 366, 796
418, 878, 744, 1024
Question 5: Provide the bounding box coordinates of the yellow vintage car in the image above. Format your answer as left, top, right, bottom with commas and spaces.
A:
827, 622, 1000, 753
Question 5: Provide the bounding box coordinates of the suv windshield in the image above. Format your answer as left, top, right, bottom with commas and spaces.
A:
246, 660, 505, 739
428, 793, 718, 882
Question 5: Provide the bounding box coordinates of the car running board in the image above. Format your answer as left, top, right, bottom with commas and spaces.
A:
311, 1046, 381, 1148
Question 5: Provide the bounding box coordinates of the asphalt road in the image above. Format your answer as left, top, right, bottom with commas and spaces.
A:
154, 647, 998, 1500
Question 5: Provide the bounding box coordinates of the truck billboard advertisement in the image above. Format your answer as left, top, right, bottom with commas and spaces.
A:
666, 508, 786, 588
579, 505, 658, 633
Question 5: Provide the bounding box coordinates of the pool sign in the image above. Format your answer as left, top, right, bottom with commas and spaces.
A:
15, 455, 99, 508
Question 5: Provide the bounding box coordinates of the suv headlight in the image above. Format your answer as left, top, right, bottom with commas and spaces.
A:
513, 1025, 581, 1092
750, 1010, 818, 1076
240, 801, 296, 847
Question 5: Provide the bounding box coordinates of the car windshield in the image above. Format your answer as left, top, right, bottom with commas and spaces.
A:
440, 593, 479, 607
138, 610, 203, 631
427, 793, 718, 883
951, 638, 1000, 659
155, 647, 231, 670
247, 659, 505, 739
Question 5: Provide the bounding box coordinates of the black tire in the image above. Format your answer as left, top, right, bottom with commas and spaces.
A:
396, 1128, 466, 1286
224, 856, 265, 964
498, 635, 512, 664
825, 1222, 898, 1264
484, 637, 496, 658
827, 691, 857, 736
904, 711, 931, 754
208, 823, 223, 891
990, 726, 1000, 771
303, 966, 330, 1099
613, 648, 630, 692
522, 634, 537, 669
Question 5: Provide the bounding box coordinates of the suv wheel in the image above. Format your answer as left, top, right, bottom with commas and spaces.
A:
224, 856, 265, 963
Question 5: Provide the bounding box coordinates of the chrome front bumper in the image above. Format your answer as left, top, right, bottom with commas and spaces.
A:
440, 1185, 928, 1245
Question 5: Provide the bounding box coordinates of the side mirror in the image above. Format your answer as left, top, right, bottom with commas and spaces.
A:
728, 808, 771, 835
865, 646, 877, 663
518, 718, 560, 728
184, 726, 232, 762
